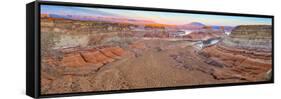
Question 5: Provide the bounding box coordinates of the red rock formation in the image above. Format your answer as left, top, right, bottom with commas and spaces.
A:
42, 46, 126, 73
57, 46, 126, 68
109, 47, 126, 56
81, 50, 112, 64
60, 53, 88, 67
199, 25, 272, 81
100, 48, 120, 59
41, 46, 127, 94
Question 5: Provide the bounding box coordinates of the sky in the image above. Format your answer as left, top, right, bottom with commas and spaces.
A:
41, 5, 272, 26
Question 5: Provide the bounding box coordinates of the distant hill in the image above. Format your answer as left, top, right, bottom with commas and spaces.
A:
189, 22, 206, 27
179, 22, 206, 30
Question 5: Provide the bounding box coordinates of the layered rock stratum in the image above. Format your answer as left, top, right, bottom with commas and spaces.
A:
199, 25, 272, 81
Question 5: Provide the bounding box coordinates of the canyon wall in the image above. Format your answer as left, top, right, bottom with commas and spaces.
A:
221, 25, 272, 52
200, 25, 272, 81
41, 18, 136, 56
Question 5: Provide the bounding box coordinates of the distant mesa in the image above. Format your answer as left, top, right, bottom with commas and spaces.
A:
188, 22, 206, 27
179, 22, 205, 30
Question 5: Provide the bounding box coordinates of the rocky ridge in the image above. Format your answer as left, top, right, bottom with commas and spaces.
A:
198, 25, 272, 81
41, 46, 126, 94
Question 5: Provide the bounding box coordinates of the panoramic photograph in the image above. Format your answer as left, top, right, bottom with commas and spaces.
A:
40, 5, 272, 94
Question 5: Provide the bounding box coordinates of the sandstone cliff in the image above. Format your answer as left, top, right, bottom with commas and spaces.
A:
199, 25, 272, 81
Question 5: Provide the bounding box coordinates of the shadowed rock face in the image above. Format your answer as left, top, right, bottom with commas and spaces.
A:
200, 25, 272, 81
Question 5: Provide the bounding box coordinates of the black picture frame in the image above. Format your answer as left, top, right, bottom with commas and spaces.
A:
26, 0, 274, 98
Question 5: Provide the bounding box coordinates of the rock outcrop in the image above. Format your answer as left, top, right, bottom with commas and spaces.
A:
199, 25, 272, 81
41, 46, 126, 94
221, 25, 272, 52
